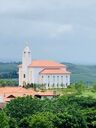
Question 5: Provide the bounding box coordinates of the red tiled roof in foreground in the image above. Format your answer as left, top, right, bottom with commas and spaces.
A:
0, 87, 35, 94
29, 60, 66, 68
40, 68, 71, 75
0, 87, 56, 103
0, 87, 35, 102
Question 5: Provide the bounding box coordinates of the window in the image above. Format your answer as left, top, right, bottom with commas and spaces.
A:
24, 74, 26, 78
48, 76, 50, 78
53, 83, 55, 87
53, 76, 55, 81
57, 76, 59, 83
61, 76, 63, 83
48, 83, 50, 87
61, 83, 63, 87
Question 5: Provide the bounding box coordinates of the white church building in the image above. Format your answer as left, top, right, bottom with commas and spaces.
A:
19, 46, 71, 89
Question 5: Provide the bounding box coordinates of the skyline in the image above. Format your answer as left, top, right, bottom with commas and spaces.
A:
0, 0, 96, 64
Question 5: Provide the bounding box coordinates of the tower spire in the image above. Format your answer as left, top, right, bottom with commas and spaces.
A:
25, 42, 29, 47
22, 44, 32, 86
26, 42, 29, 46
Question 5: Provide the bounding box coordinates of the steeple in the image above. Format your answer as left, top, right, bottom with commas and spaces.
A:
22, 44, 32, 85
22, 44, 31, 66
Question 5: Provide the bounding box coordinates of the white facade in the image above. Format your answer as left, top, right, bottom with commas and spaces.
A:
19, 46, 71, 89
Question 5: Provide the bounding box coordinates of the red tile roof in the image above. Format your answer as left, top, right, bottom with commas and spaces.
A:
29, 60, 66, 68
0, 87, 35, 102
0, 87, 56, 102
40, 68, 71, 75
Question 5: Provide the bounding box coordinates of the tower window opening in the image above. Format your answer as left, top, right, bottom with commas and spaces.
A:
24, 74, 26, 78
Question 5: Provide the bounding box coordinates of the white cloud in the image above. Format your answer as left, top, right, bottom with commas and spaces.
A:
0, 0, 96, 63
57, 24, 73, 33
50, 24, 73, 37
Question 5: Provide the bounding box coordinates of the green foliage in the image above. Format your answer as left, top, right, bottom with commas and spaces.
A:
19, 117, 31, 128
57, 111, 87, 128
29, 113, 54, 128
73, 82, 86, 94
3, 92, 96, 128
0, 110, 9, 128
83, 109, 96, 128
9, 118, 18, 128
5, 96, 45, 121
92, 84, 96, 92
0, 79, 18, 87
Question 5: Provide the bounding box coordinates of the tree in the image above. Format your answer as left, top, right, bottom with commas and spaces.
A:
5, 96, 44, 121
9, 118, 18, 128
57, 109, 87, 128
19, 117, 31, 128
83, 109, 96, 128
92, 84, 96, 92
74, 82, 86, 94
29, 113, 55, 128
0, 110, 9, 128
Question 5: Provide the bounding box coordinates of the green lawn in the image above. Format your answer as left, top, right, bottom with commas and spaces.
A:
52, 87, 96, 99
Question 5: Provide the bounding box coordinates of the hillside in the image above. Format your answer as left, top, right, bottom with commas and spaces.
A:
63, 62, 96, 83
0, 62, 96, 83
0, 62, 19, 79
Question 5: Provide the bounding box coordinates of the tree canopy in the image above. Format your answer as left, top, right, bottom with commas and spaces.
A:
1, 94, 95, 128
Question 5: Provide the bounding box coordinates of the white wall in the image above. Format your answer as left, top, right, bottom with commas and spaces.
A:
19, 66, 70, 88
39, 74, 70, 89
19, 67, 22, 86
29, 67, 43, 84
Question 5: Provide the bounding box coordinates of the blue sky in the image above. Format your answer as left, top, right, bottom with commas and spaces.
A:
0, 0, 96, 64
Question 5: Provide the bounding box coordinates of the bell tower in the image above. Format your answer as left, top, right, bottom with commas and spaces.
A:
22, 45, 31, 86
